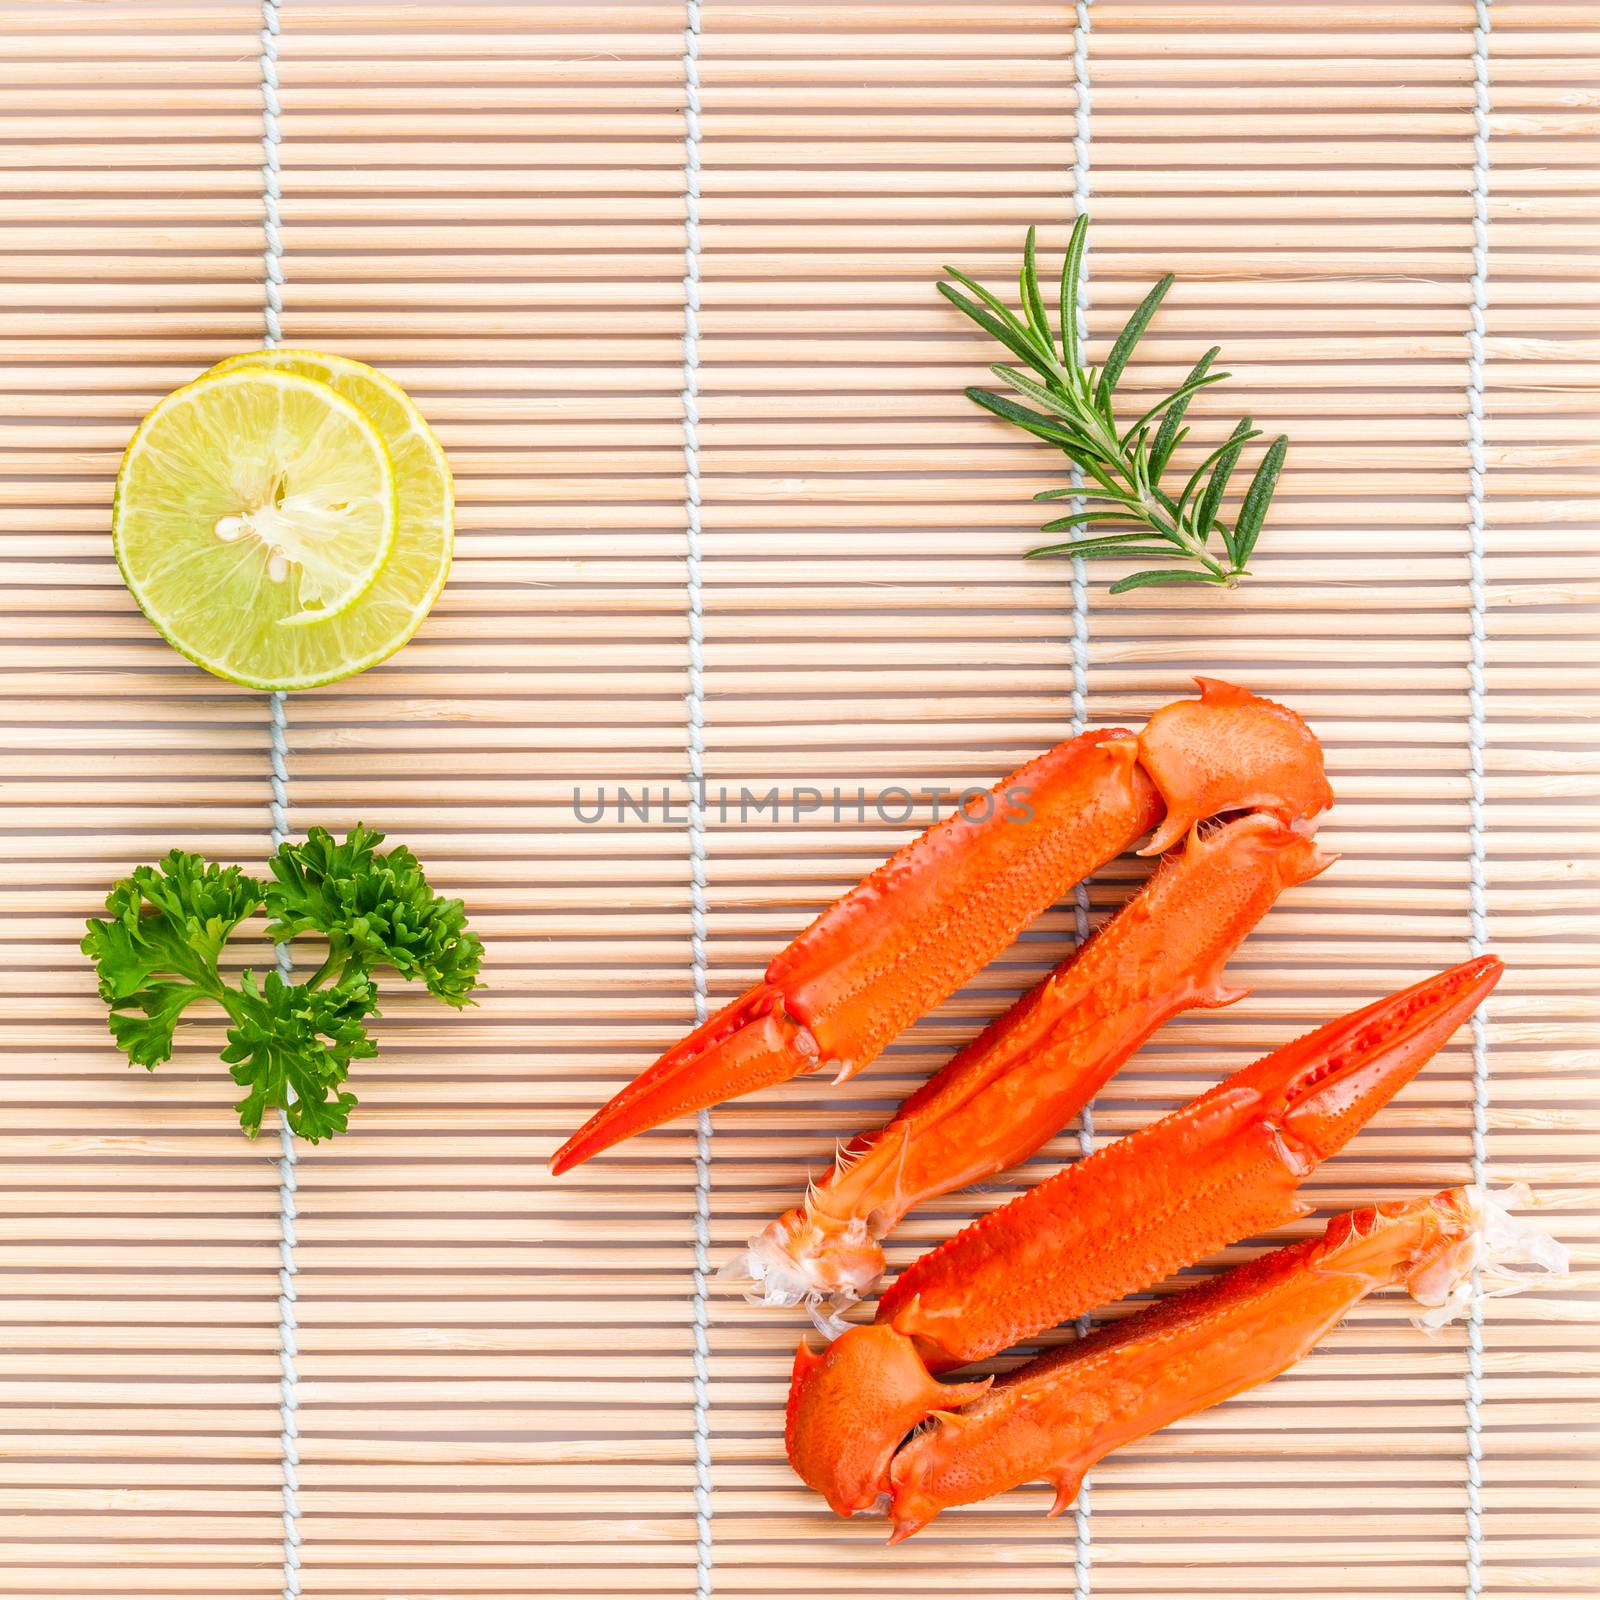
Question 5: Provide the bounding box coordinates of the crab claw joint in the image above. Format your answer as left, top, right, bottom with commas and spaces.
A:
785, 1326, 990, 1518
1136, 676, 1333, 856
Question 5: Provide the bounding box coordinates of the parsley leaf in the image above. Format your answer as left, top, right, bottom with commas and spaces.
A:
80, 851, 264, 1067
265, 823, 484, 1006
81, 828, 483, 1141
224, 968, 379, 1140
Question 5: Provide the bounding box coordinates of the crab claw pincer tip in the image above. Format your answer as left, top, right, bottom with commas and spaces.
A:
1277, 953, 1503, 1166
549, 981, 809, 1174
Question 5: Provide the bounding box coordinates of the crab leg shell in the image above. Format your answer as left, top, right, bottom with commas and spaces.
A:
549, 730, 1159, 1175
879, 954, 1505, 1367
551, 679, 1330, 1174
885, 1185, 1566, 1542
742, 812, 1332, 1308
781, 961, 1503, 1517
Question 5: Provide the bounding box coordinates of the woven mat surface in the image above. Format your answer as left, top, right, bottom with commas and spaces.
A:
1, 2, 1597, 1596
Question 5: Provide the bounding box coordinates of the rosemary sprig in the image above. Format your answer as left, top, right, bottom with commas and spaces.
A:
939, 216, 1288, 593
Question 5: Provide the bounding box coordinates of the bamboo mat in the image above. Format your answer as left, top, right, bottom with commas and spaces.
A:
1, 0, 1597, 1596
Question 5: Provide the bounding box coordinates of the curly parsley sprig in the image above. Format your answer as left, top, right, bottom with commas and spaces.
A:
940, 216, 1288, 592
82, 826, 483, 1141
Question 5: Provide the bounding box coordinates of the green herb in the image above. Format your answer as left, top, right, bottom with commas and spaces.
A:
940, 216, 1288, 592
81, 825, 483, 1140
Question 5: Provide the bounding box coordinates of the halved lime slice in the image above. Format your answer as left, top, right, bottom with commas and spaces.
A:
113, 367, 399, 686
209, 349, 454, 688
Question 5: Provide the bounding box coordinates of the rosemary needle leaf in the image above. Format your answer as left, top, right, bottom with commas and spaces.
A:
939, 283, 1055, 378
1132, 359, 1226, 451
1196, 418, 1256, 557
989, 365, 1091, 430
1147, 348, 1221, 473
1176, 423, 1261, 537
1098, 273, 1174, 413
1058, 215, 1089, 370
1149, 428, 1190, 491
1233, 435, 1289, 567
1020, 226, 1053, 350
1035, 509, 1148, 533
943, 266, 1043, 355
966, 387, 1091, 451
1030, 541, 1192, 563
1109, 568, 1231, 594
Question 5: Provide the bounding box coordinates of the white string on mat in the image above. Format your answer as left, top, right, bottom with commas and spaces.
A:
269, 691, 299, 1600
259, 0, 284, 348
257, 2, 301, 1594
1463, 4, 1495, 1597
1067, 4, 1096, 1597
679, 3, 715, 1595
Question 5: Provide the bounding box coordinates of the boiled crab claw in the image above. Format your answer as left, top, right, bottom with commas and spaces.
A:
736, 810, 1332, 1317
887, 1180, 1565, 1540
550, 679, 1330, 1174
783, 958, 1504, 1513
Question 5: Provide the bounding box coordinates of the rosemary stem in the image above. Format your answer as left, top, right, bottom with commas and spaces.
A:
1084, 410, 1229, 579
949, 221, 1285, 593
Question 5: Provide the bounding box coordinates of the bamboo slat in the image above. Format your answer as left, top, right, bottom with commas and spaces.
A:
0, 0, 1596, 1597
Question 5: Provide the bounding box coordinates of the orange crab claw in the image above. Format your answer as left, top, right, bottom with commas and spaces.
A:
739, 811, 1332, 1311
552, 680, 1331, 1174
1137, 676, 1333, 856
783, 961, 1508, 1523
885, 1182, 1565, 1541
550, 729, 1160, 1173
878, 954, 1504, 1368
785, 1325, 990, 1517
549, 984, 807, 1176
